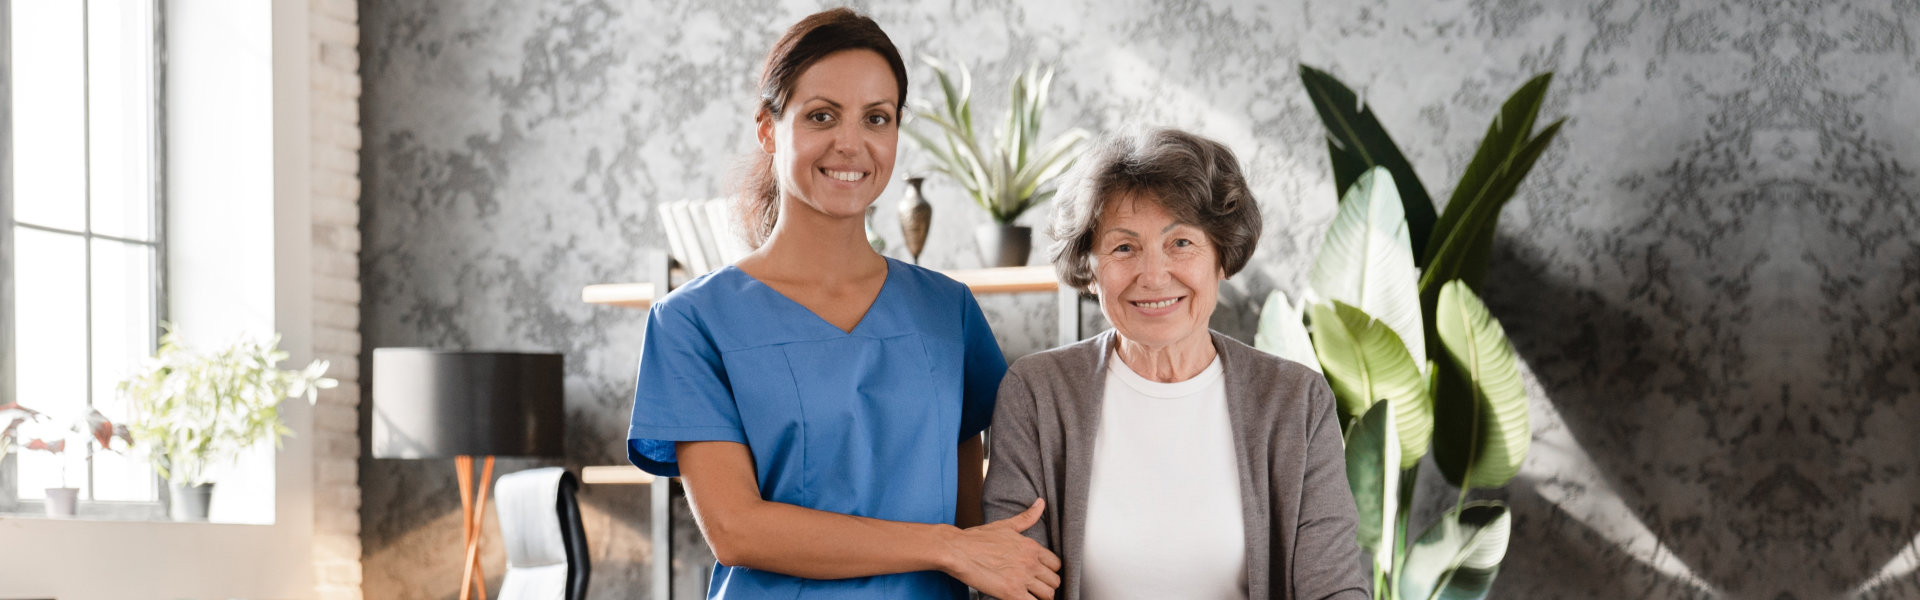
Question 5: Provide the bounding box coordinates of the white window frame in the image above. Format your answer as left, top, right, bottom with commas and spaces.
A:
0, 0, 320, 595
0, 0, 168, 520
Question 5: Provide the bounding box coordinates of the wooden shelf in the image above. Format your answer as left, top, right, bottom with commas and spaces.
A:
581, 282, 657, 309
941, 265, 1060, 294
583, 265, 1059, 309
581, 465, 657, 485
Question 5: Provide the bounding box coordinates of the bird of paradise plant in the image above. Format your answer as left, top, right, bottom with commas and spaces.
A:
1256, 65, 1563, 600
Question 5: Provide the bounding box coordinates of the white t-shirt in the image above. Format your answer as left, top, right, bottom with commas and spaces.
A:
1081, 353, 1247, 599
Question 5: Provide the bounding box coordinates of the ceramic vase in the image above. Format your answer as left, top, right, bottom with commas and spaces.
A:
896, 177, 932, 264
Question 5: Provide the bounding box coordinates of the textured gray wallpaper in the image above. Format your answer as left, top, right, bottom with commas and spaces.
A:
358, 1, 1920, 598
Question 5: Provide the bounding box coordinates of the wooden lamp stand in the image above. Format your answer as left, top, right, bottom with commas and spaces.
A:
456, 455, 496, 600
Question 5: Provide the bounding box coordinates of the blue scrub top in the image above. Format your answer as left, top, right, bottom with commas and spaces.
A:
627, 257, 1007, 599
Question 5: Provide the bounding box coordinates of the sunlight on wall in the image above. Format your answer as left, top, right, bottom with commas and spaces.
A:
1519, 360, 1719, 596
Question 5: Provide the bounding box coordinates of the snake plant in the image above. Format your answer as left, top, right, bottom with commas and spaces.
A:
902, 56, 1089, 224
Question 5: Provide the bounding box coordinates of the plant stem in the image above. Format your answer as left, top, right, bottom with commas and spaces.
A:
1393, 465, 1416, 591
1456, 463, 1472, 513
1375, 563, 1388, 600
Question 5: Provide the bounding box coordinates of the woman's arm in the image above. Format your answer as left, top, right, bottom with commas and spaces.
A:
957, 434, 985, 529
981, 370, 1053, 549
677, 440, 1061, 599
1291, 383, 1373, 599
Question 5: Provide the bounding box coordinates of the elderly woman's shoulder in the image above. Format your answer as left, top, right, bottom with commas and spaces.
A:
1005, 332, 1109, 379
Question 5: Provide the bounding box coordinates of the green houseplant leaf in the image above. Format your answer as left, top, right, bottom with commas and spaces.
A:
1422, 119, 1562, 301
1298, 64, 1438, 264
1286, 64, 1555, 600
906, 57, 1088, 225
1308, 301, 1432, 467
1399, 501, 1512, 600
1345, 398, 1401, 579
1430, 281, 1530, 490
1309, 166, 1427, 370
1254, 290, 1319, 373
1419, 72, 1565, 300
120, 327, 336, 485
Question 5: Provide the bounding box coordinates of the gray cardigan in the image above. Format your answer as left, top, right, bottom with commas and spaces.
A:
982, 330, 1370, 600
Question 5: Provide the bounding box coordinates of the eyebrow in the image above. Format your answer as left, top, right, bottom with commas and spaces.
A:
1099, 222, 1188, 237
800, 97, 896, 110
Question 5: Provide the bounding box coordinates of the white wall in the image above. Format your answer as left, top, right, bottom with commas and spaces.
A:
0, 0, 317, 597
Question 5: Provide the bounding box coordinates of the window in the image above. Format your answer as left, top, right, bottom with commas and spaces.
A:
2, 0, 164, 518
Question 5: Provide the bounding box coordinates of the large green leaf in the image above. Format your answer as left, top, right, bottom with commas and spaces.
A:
1399, 501, 1511, 600
1419, 119, 1563, 306
1308, 301, 1432, 468
1430, 281, 1530, 490
1309, 166, 1427, 370
1458, 119, 1563, 289
1254, 290, 1319, 373
1345, 399, 1400, 577
1298, 64, 1437, 265
1420, 70, 1564, 298
1438, 74, 1551, 231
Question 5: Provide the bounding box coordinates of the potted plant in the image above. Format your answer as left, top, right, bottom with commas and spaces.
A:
118, 327, 336, 521
1, 403, 133, 517
1256, 66, 1563, 599
903, 56, 1089, 267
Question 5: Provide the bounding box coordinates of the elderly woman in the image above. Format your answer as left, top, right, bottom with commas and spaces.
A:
983, 129, 1370, 599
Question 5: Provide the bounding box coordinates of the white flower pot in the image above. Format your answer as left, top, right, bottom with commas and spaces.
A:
43, 487, 79, 517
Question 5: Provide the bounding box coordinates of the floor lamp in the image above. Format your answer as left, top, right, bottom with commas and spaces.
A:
372, 349, 565, 600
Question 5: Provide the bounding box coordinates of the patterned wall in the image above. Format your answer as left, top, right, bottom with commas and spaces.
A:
358, 1, 1920, 598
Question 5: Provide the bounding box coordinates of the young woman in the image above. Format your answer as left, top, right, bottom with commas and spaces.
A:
627, 9, 1059, 600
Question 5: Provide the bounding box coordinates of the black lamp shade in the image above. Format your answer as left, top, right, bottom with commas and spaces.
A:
372, 348, 566, 459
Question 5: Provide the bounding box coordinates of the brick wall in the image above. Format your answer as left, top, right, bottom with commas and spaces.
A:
309, 0, 362, 598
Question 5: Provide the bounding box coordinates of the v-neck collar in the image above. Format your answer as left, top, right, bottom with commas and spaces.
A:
726, 257, 896, 336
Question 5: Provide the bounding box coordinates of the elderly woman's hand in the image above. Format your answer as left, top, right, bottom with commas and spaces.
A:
942, 498, 1061, 599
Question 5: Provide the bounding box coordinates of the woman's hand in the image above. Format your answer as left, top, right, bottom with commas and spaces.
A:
942, 498, 1061, 600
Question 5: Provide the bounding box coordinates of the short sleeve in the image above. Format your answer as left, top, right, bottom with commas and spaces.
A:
958, 292, 1008, 442
626, 300, 747, 477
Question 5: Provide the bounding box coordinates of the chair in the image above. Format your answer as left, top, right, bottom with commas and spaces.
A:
494, 467, 590, 600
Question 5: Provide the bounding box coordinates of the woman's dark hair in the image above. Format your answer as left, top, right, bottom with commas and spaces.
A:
732, 8, 908, 248
1047, 128, 1264, 291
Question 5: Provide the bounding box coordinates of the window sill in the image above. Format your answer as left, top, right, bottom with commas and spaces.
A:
0, 500, 167, 522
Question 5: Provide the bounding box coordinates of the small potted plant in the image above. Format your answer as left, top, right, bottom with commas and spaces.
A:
904, 56, 1089, 267
1, 403, 133, 517
118, 327, 335, 521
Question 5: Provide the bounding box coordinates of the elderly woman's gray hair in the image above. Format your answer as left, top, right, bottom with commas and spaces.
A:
1046, 128, 1263, 291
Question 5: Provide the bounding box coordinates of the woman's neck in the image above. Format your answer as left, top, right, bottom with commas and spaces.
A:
1113, 333, 1217, 383
745, 200, 884, 284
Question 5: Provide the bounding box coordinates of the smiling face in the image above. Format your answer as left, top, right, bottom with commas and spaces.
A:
758, 49, 900, 221
1089, 193, 1226, 353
